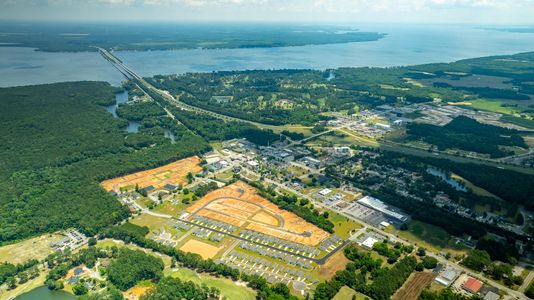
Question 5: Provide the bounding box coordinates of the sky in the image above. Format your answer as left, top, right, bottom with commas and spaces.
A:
1, 0, 534, 25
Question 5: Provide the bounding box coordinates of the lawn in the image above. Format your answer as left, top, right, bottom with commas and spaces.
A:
328, 211, 363, 240
333, 286, 368, 300
129, 214, 178, 236
396, 220, 468, 257
152, 201, 189, 216
166, 268, 256, 300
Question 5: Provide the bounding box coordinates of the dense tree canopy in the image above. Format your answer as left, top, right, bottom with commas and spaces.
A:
0, 82, 210, 243
107, 248, 164, 291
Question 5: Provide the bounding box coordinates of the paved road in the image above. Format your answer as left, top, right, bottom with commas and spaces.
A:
137, 199, 345, 265
241, 167, 528, 299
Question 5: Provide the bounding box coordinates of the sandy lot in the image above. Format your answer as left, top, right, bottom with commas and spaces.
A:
180, 239, 222, 259
124, 285, 152, 300
319, 250, 350, 280
186, 181, 329, 246
101, 156, 202, 192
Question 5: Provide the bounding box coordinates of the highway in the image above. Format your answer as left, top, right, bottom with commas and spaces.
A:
99, 48, 272, 127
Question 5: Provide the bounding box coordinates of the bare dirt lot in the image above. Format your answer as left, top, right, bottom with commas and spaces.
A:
186, 181, 329, 246
101, 156, 202, 192
180, 239, 223, 259
393, 271, 436, 300
318, 249, 350, 280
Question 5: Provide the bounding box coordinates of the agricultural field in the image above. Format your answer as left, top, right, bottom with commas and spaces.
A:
101, 156, 202, 192
185, 181, 329, 246
392, 272, 436, 300
0, 233, 62, 264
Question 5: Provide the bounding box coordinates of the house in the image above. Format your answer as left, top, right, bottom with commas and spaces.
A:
462, 277, 483, 294
435, 267, 459, 286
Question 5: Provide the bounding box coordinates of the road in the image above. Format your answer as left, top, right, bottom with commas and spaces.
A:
135, 194, 345, 265
239, 167, 528, 299
100, 47, 534, 175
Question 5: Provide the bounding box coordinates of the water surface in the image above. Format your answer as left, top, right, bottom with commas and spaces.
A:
14, 286, 76, 300
2, 24, 534, 87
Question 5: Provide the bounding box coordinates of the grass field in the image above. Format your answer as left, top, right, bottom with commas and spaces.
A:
0, 233, 63, 264
328, 211, 363, 240
130, 214, 178, 235
460, 99, 520, 115
396, 220, 468, 257
332, 286, 368, 300
152, 200, 189, 216
166, 268, 256, 300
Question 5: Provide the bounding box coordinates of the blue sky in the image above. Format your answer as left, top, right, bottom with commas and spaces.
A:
1, 0, 533, 24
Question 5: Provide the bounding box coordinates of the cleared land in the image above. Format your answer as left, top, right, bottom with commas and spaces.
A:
124, 284, 152, 300
179, 239, 223, 259
101, 156, 202, 192
318, 249, 350, 280
393, 271, 436, 300
186, 181, 329, 246
0, 233, 62, 264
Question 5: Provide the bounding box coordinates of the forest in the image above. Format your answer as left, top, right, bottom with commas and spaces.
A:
407, 116, 528, 158
0, 82, 210, 244
107, 248, 164, 290
0, 22, 384, 52
167, 107, 280, 146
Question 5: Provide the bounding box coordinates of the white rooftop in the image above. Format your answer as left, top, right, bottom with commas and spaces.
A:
361, 236, 379, 249
318, 188, 332, 196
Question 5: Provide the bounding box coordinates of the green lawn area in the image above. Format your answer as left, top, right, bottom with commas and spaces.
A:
165, 268, 256, 300
333, 286, 368, 300
396, 220, 468, 257
328, 211, 363, 240
152, 200, 189, 216
461, 99, 520, 115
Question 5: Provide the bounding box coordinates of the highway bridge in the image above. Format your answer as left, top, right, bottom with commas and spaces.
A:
99, 48, 269, 126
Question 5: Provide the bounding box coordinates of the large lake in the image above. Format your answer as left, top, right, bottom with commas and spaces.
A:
2, 24, 534, 87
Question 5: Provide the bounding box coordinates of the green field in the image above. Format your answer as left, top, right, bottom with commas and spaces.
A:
460, 99, 520, 115
396, 220, 467, 257
328, 211, 363, 240
166, 268, 256, 300
332, 286, 368, 300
